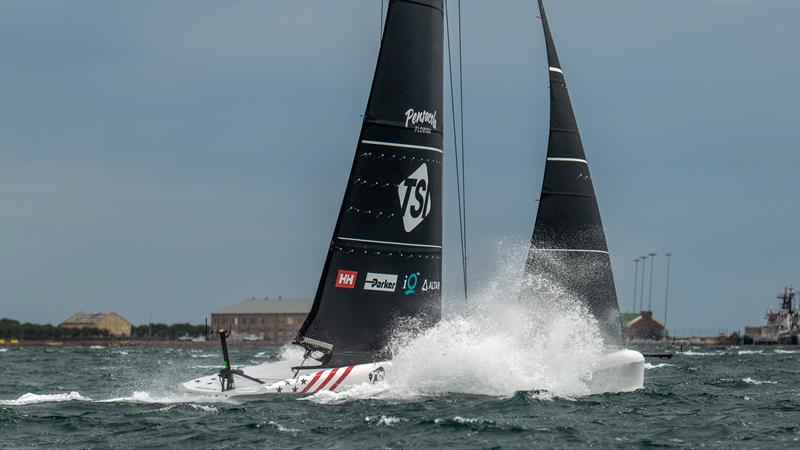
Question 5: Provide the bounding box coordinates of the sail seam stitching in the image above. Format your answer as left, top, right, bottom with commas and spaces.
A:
337, 236, 442, 249
361, 140, 443, 154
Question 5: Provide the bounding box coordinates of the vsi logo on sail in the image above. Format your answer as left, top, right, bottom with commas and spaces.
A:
363, 273, 398, 292
404, 108, 437, 134
398, 163, 431, 232
335, 270, 358, 289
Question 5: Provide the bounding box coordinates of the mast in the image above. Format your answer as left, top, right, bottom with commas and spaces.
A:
295, 0, 444, 367
523, 0, 623, 345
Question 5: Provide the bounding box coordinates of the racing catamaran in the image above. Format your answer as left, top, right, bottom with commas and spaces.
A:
521, 0, 644, 392
183, 0, 444, 397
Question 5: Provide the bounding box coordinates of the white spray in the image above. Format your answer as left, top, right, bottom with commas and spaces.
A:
312, 239, 610, 402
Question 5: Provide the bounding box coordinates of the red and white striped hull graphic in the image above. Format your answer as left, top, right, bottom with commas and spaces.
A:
182, 361, 390, 397
299, 365, 355, 393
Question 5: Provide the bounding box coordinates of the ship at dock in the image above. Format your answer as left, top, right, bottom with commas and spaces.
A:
744, 287, 799, 345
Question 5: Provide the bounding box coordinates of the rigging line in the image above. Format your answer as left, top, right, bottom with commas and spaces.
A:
457, 0, 467, 300
445, 0, 468, 302
380, 1, 383, 39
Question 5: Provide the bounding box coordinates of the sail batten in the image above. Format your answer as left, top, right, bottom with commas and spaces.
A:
524, 0, 623, 345
296, 0, 444, 367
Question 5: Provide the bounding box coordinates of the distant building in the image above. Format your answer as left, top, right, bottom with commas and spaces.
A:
624, 310, 665, 340
59, 312, 132, 336
210, 297, 311, 342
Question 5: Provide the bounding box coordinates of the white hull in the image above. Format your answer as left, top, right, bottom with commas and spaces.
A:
182, 349, 644, 398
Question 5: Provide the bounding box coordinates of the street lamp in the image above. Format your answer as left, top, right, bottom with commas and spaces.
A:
633, 258, 640, 313
648, 252, 657, 311
664, 253, 673, 330
639, 255, 647, 313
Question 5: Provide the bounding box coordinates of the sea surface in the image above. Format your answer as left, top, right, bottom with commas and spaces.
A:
0, 345, 798, 448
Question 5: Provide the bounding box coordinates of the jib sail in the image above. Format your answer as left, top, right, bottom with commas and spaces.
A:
523, 0, 623, 345
295, 0, 444, 367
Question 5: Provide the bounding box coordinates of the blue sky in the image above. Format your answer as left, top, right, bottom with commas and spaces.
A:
1, 0, 798, 332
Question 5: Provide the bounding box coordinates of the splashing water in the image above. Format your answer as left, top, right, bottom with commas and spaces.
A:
322, 241, 610, 401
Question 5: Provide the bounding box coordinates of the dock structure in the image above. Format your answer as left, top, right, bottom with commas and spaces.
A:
744, 287, 799, 345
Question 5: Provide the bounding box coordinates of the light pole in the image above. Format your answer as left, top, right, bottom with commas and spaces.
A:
633, 258, 640, 313
664, 253, 672, 330
648, 252, 657, 311
639, 255, 647, 313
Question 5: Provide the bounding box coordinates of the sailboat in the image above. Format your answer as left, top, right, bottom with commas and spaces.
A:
183, 0, 444, 397
521, 0, 644, 393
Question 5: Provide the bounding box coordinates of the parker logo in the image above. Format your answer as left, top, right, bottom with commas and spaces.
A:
398, 163, 432, 232
364, 272, 398, 292
404, 108, 438, 134
335, 270, 358, 289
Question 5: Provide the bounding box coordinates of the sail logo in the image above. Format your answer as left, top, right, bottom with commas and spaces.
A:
404, 108, 437, 134
334, 270, 358, 289
402, 272, 419, 296
422, 279, 440, 292
363, 272, 398, 292
398, 163, 432, 232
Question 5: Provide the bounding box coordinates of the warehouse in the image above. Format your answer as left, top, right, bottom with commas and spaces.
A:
210, 297, 311, 342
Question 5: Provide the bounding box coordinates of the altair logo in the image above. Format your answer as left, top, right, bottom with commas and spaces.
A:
398, 163, 431, 232
402, 272, 419, 296
422, 279, 440, 292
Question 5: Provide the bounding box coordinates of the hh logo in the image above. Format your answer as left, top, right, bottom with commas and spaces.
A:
398, 163, 431, 232
335, 270, 358, 289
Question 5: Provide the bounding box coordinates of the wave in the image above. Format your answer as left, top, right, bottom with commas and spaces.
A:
0, 391, 92, 406
678, 351, 723, 356
365, 415, 403, 426
1, 390, 231, 406
0, 348, 8, 353
737, 350, 763, 355
645, 363, 675, 369
774, 349, 799, 354
742, 377, 777, 385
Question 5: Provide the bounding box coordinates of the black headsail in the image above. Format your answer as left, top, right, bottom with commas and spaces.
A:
295, 0, 444, 368
522, 0, 623, 345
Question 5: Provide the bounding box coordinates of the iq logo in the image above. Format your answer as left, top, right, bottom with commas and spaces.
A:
402, 272, 420, 296
335, 270, 358, 289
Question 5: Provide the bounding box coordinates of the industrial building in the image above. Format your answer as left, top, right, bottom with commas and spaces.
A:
210, 297, 311, 342
59, 311, 132, 336
623, 310, 665, 340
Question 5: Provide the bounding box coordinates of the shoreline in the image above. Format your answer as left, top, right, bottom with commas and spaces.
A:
0, 339, 285, 349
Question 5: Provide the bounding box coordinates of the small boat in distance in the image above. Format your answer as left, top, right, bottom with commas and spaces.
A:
183, 0, 444, 397
521, 0, 644, 392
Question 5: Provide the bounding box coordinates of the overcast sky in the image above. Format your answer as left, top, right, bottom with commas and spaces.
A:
1, 0, 798, 332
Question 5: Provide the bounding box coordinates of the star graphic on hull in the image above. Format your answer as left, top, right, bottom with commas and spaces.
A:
276, 386, 282, 393
292, 386, 298, 392
300, 378, 307, 385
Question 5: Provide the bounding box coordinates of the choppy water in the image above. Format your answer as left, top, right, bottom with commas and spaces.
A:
1, 345, 798, 448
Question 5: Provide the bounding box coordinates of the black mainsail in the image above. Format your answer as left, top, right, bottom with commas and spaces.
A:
295, 0, 444, 368
523, 0, 623, 345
